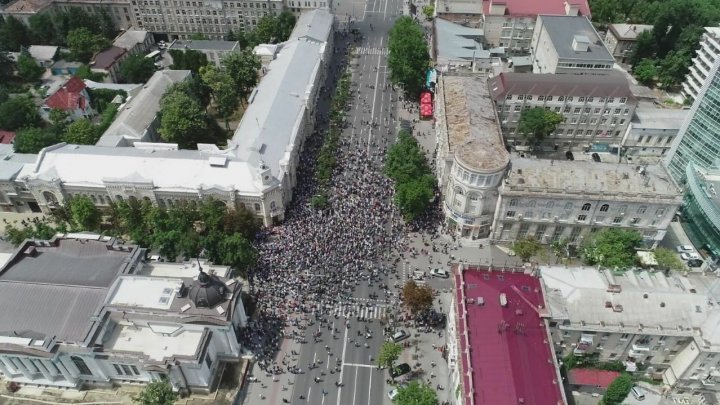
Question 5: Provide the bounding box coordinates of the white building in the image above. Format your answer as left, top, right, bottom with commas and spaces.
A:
620, 103, 689, 163
604, 23, 653, 64
531, 15, 614, 76
682, 27, 720, 102
0, 234, 246, 394
491, 158, 682, 247
167, 40, 241, 67
542, 265, 720, 395
434, 75, 510, 239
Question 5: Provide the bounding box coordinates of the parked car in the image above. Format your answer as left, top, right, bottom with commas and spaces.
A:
389, 363, 411, 378
688, 259, 704, 268
392, 330, 409, 342
388, 389, 399, 400
631, 385, 645, 400
676, 245, 695, 253
430, 268, 449, 278
680, 252, 700, 261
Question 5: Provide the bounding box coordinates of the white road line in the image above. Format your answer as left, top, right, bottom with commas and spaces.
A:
367, 368, 374, 405
368, 37, 384, 155
351, 365, 359, 405
336, 327, 348, 405
344, 363, 377, 368
327, 354, 331, 369
383, 0, 388, 19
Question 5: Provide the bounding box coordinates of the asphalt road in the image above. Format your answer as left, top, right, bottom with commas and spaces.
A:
287, 3, 405, 405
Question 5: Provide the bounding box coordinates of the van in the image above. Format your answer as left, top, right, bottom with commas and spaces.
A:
630, 386, 645, 400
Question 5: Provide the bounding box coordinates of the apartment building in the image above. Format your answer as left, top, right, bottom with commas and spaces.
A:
488, 72, 637, 152
532, 15, 614, 75
480, 0, 590, 55
491, 158, 682, 247
542, 266, 720, 394
0, 234, 246, 394
620, 104, 688, 163
681, 27, 720, 102
604, 23, 653, 63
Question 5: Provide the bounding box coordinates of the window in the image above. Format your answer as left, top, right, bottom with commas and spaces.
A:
546, 201, 554, 208
526, 95, 533, 101
656, 208, 666, 216
600, 204, 609, 212
630, 217, 640, 224
254, 203, 261, 211
517, 95, 524, 100
607, 97, 614, 103
579, 97, 585, 102
557, 96, 565, 101
581, 203, 591, 211
614, 108, 621, 114
564, 202, 573, 210
564, 106, 571, 113
613, 217, 622, 224
71, 356, 93, 376
620, 97, 627, 103
534, 224, 547, 240
567, 96, 573, 102
547, 96, 553, 101
506, 211, 516, 217
205, 353, 213, 369
573, 107, 581, 114
577, 214, 587, 221
509, 199, 518, 207
637, 206, 647, 214
538, 95, 545, 101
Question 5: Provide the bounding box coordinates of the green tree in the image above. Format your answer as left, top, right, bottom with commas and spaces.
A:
168, 49, 209, 73
0, 52, 14, 83
16, 52, 45, 82
28, 13, 58, 44
388, 17, 430, 98
222, 49, 261, 104
119, 54, 156, 83
385, 131, 435, 221
217, 233, 257, 276
517, 107, 564, 147
75, 64, 107, 81
48, 109, 69, 135
133, 380, 177, 405
200, 64, 240, 130
158, 89, 208, 148
630, 30, 656, 67
658, 49, 691, 89
64, 118, 100, 144
275, 11, 296, 42
0, 97, 40, 131
0, 16, 30, 51
512, 237, 542, 262
190, 32, 208, 40
68, 195, 101, 231
602, 374, 633, 405
255, 14, 278, 43
422, 5, 434, 19
394, 381, 438, 405
402, 280, 434, 314
395, 175, 435, 221
13, 127, 61, 153
581, 229, 643, 269
378, 341, 403, 370
654, 247, 686, 272
66, 28, 111, 62
633, 58, 658, 86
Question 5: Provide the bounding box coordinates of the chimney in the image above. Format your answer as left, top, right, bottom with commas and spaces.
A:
564, 1, 579, 16
488, 0, 507, 15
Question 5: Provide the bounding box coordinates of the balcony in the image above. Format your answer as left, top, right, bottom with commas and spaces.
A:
632, 344, 650, 352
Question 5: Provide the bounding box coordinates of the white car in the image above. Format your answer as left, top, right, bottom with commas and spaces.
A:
430, 268, 449, 278
681, 252, 701, 260
676, 245, 695, 253
388, 389, 399, 400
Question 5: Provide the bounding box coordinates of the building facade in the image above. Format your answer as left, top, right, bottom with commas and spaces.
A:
604, 23, 653, 63
0, 235, 247, 394
488, 72, 637, 152
434, 75, 510, 239
491, 158, 682, 247
681, 27, 720, 102
167, 39, 240, 66
113, 28, 155, 55
682, 163, 720, 260
531, 15, 614, 76
620, 104, 688, 163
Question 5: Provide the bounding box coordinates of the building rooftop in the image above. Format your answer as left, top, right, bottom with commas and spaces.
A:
229, 9, 332, 178
505, 158, 681, 201
441, 75, 509, 172
140, 260, 231, 278
568, 369, 621, 389
435, 18, 489, 65
106, 324, 203, 361
630, 105, 689, 130
541, 266, 720, 344
168, 39, 239, 52
537, 15, 613, 62
113, 29, 150, 51
96, 70, 191, 146
27, 45, 58, 60
440, 0, 482, 15
2, 0, 52, 13
454, 267, 564, 405
0, 236, 139, 343
43, 76, 87, 112
92, 46, 127, 70
483, 0, 590, 17
488, 72, 634, 99
289, 8, 334, 43
608, 24, 653, 41
0, 130, 15, 144
25, 143, 264, 195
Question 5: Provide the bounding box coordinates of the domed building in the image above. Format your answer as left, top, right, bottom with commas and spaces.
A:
188, 270, 229, 308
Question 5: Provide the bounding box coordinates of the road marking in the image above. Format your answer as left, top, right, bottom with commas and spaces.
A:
383, 0, 388, 19
367, 368, 374, 405
336, 326, 348, 405
351, 365, 359, 405
368, 37, 384, 154
344, 362, 378, 368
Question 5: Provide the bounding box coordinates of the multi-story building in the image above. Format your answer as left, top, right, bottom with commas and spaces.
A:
434, 74, 510, 239
542, 265, 720, 395
490, 158, 682, 247
620, 103, 688, 163
604, 23, 653, 64
683, 163, 720, 260
480, 0, 590, 55
167, 39, 240, 66
681, 27, 720, 102
532, 15, 614, 75
488, 72, 637, 152
0, 234, 247, 394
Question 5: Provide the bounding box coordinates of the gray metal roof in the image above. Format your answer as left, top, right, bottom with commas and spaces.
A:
290, 9, 334, 43
113, 29, 150, 51
488, 72, 634, 100
537, 15, 613, 62
168, 39, 239, 52
435, 18, 489, 64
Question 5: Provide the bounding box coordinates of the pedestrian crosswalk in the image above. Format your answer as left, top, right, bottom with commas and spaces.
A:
355, 47, 389, 56
332, 303, 389, 320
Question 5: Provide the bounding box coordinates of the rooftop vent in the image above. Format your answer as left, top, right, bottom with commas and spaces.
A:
607, 284, 622, 293
572, 35, 590, 52
660, 302, 666, 308
613, 305, 623, 312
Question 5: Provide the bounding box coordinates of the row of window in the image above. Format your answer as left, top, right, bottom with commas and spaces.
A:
135, 0, 276, 8
506, 95, 628, 104
508, 200, 667, 215
506, 127, 623, 138
506, 210, 656, 226
49, 192, 266, 213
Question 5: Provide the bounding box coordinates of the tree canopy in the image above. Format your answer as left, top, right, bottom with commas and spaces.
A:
402, 280, 434, 314
200, 64, 240, 130
68, 195, 102, 232
512, 237, 542, 262
119, 54, 157, 83
66, 27, 111, 62
581, 229, 643, 269
654, 247, 686, 272
388, 17, 430, 98
168, 49, 209, 73
64, 118, 101, 145
602, 374, 633, 405
222, 49, 261, 104
517, 107, 564, 146
385, 130, 436, 221
0, 96, 40, 131
12, 128, 61, 154
394, 381, 438, 405
158, 86, 209, 148
378, 341, 403, 370
16, 52, 45, 82
133, 380, 177, 405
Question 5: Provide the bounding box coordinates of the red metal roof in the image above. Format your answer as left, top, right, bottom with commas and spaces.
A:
454, 267, 564, 405
482, 0, 591, 17
0, 131, 15, 144
44, 77, 87, 112
92, 46, 126, 69
569, 369, 620, 389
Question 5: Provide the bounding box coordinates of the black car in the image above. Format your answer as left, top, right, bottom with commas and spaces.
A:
688, 259, 704, 268
390, 363, 411, 378
565, 151, 574, 161
591, 152, 601, 162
